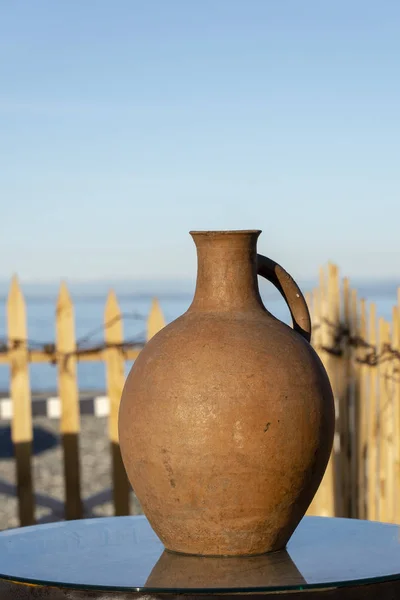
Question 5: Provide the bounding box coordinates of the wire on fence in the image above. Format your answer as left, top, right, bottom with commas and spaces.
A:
314, 319, 400, 368
0, 311, 147, 360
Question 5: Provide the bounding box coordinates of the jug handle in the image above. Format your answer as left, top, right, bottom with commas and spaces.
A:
257, 254, 312, 343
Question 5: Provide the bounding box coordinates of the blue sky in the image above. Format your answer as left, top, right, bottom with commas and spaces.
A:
1, 1, 399, 283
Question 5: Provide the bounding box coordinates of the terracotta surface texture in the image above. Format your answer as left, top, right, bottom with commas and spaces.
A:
119, 231, 335, 556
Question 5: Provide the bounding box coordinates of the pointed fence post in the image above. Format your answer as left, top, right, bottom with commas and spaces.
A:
147, 298, 165, 341
367, 304, 378, 520
7, 276, 35, 526
56, 282, 82, 520
378, 319, 393, 522
357, 298, 369, 519
394, 301, 400, 520
104, 290, 130, 515
326, 263, 342, 516
307, 286, 323, 517
386, 308, 399, 524
349, 287, 360, 518
310, 267, 336, 517
340, 277, 352, 517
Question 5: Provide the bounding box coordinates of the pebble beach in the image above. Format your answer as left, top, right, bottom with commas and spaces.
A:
0, 416, 142, 531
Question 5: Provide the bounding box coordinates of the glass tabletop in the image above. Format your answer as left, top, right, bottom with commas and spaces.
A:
1, 515, 400, 593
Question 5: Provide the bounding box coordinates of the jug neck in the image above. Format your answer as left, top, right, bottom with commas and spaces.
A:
189, 230, 266, 313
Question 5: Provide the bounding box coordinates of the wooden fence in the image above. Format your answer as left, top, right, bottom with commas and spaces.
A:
1, 265, 400, 527
0, 277, 166, 527
306, 264, 400, 524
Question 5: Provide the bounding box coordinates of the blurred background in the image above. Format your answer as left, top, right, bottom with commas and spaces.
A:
0, 1, 399, 530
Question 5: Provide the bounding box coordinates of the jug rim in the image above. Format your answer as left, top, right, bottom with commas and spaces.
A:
189, 229, 262, 235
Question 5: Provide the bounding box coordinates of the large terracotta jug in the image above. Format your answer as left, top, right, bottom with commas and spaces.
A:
119, 230, 334, 556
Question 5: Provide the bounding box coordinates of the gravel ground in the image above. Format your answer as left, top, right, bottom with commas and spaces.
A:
0, 416, 142, 530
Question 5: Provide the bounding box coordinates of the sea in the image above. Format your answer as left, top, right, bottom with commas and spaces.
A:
0, 279, 399, 394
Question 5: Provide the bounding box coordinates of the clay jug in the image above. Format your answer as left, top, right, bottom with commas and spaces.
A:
119, 230, 334, 557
